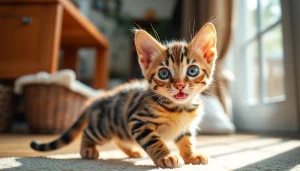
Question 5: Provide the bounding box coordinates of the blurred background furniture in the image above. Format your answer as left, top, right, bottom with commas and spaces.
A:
0, 84, 14, 133
0, 0, 109, 89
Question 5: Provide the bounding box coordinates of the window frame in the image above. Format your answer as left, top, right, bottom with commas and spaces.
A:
240, 0, 284, 105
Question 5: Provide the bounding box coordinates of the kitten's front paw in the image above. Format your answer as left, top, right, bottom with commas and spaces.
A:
127, 150, 142, 158
80, 147, 99, 159
183, 153, 209, 165
155, 154, 184, 168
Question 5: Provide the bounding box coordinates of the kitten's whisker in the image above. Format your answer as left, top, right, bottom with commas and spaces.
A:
130, 23, 142, 33
188, 35, 197, 60
150, 23, 161, 43
150, 96, 163, 111
200, 95, 213, 114
188, 19, 194, 42
193, 19, 195, 38
139, 93, 159, 104
187, 19, 197, 60
202, 91, 225, 102
158, 97, 165, 106
210, 79, 222, 83
207, 86, 227, 89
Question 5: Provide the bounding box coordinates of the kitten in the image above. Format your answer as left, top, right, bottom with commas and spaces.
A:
30, 23, 217, 168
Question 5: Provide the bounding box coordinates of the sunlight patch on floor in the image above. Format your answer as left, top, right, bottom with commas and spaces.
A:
200, 138, 300, 170
0, 157, 22, 169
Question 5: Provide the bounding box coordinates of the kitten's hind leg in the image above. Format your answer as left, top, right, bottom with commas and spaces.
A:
114, 140, 142, 158
80, 133, 101, 159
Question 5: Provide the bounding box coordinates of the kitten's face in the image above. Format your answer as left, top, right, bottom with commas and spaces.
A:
135, 23, 217, 104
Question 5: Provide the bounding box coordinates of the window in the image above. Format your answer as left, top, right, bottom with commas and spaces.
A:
232, 0, 298, 132
241, 0, 284, 105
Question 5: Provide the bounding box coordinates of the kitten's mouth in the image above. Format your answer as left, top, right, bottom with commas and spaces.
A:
174, 92, 187, 99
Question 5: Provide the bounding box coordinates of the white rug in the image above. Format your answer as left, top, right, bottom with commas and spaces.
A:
0, 152, 229, 171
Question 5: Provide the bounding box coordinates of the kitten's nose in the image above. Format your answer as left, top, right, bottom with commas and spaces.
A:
174, 82, 186, 90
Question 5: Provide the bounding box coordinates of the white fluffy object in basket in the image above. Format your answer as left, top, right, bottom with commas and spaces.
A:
14, 70, 104, 97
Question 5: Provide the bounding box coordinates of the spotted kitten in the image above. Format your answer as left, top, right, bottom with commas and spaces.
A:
31, 23, 217, 168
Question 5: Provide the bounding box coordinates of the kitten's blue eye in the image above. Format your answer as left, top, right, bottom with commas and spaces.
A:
187, 65, 200, 77
158, 68, 170, 80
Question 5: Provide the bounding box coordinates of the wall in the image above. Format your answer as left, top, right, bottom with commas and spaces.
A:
74, 0, 131, 88
120, 0, 176, 19
289, 0, 300, 132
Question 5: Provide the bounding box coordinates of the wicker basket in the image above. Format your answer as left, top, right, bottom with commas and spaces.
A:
23, 84, 88, 134
0, 84, 14, 133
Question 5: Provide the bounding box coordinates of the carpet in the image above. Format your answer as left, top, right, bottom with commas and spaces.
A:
1, 134, 300, 171
0, 153, 229, 171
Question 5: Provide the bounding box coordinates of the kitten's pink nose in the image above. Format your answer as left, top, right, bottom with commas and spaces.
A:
174, 82, 186, 90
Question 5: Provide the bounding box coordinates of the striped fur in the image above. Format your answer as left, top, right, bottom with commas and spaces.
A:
30, 23, 217, 168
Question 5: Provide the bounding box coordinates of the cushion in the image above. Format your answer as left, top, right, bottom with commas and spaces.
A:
198, 95, 235, 134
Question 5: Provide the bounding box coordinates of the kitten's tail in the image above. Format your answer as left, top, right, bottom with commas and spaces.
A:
30, 109, 89, 152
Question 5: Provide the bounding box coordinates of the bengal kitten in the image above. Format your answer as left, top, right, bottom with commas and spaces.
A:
30, 23, 217, 168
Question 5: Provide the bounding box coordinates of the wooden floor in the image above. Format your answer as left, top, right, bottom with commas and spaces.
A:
0, 134, 77, 157
0, 134, 117, 157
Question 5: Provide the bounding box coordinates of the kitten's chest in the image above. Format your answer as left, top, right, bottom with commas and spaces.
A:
157, 110, 201, 141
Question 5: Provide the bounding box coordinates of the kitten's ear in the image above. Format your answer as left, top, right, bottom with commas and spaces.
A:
188, 23, 217, 64
134, 29, 164, 71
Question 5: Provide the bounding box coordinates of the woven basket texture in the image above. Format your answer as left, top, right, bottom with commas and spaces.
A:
23, 84, 88, 134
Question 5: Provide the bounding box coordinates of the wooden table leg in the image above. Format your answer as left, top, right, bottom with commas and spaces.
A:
62, 47, 79, 74
93, 47, 109, 89
38, 4, 63, 74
